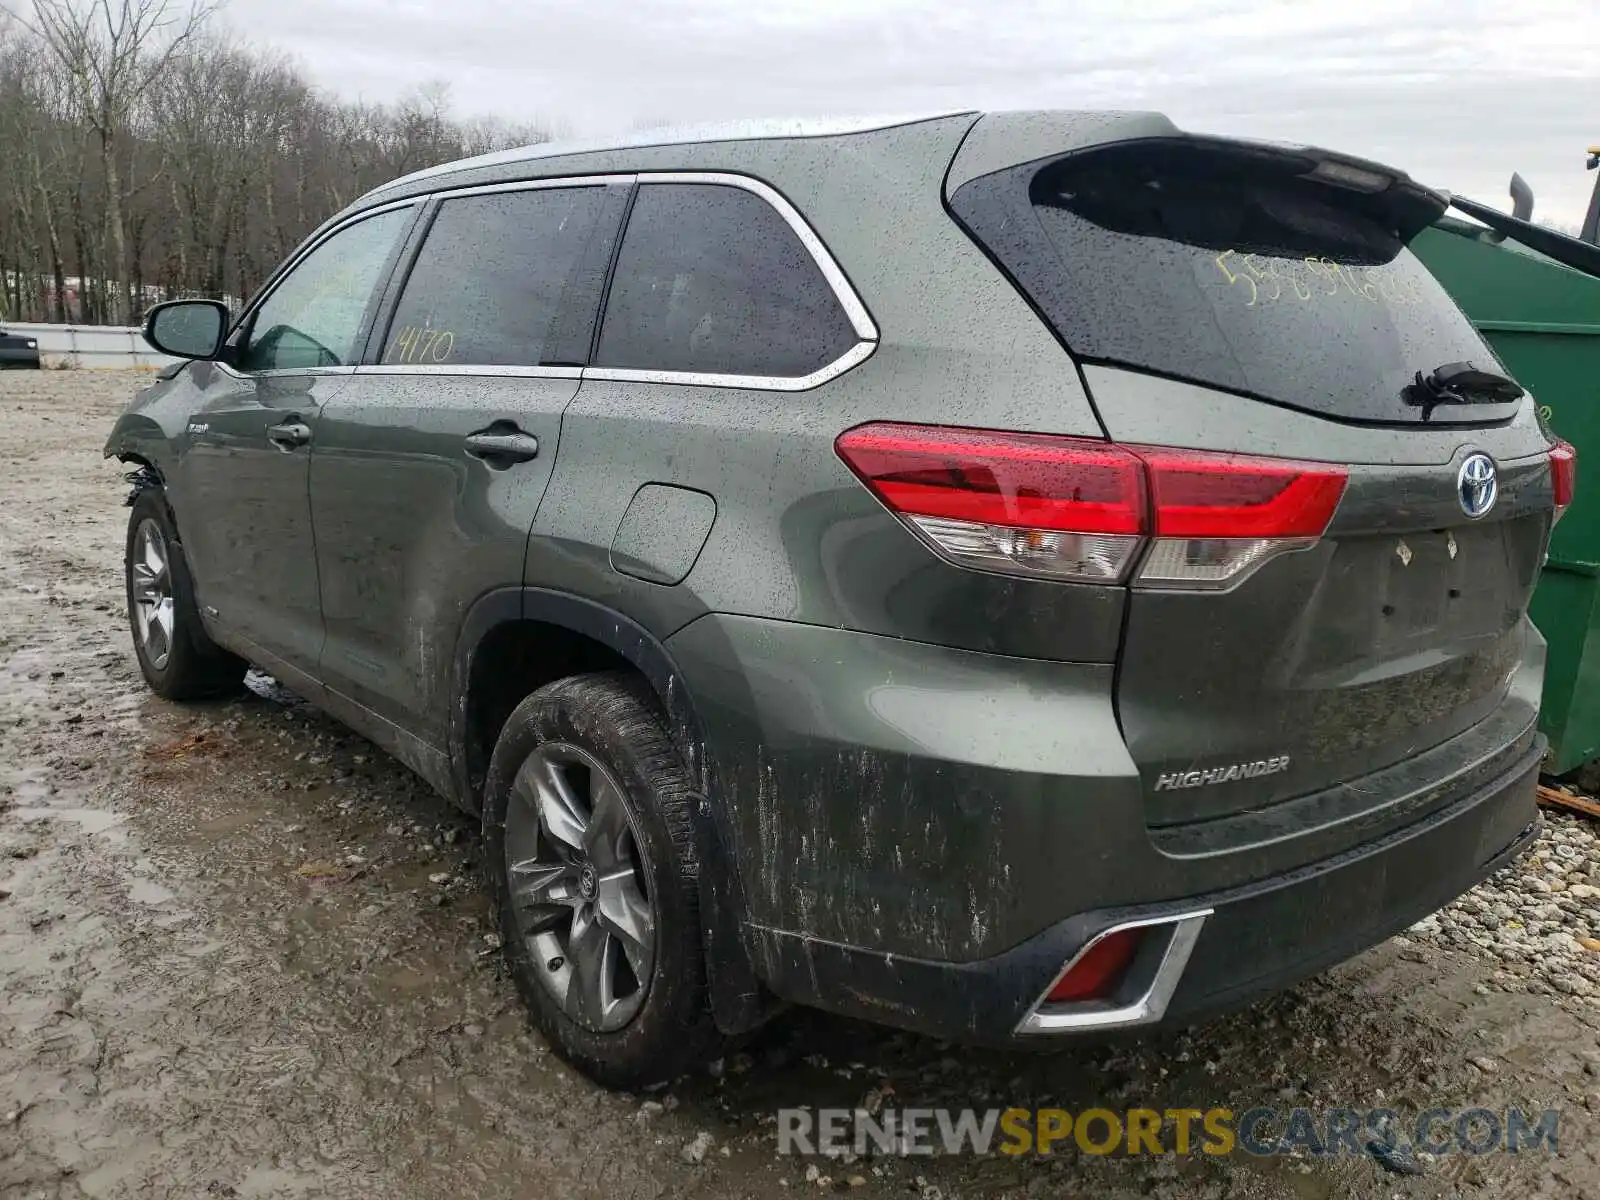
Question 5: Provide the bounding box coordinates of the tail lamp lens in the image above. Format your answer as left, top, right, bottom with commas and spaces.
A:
1045, 927, 1145, 1004
831, 423, 1146, 532
1134, 448, 1349, 539
835, 422, 1348, 588
1551, 439, 1576, 517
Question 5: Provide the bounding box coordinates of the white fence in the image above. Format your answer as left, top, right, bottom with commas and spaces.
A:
5, 322, 177, 369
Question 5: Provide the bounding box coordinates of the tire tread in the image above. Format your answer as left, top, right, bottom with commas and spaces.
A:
483, 670, 720, 1087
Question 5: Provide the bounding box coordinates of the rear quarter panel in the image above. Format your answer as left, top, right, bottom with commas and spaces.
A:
527, 119, 1130, 955
531, 116, 1119, 652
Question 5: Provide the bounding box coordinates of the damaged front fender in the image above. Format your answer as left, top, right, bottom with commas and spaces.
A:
122, 463, 162, 507
103, 409, 170, 470
102, 370, 195, 480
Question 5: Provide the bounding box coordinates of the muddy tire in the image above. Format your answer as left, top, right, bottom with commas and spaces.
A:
483, 671, 719, 1088
124, 487, 246, 700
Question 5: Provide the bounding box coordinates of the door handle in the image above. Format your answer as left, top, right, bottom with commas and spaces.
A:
464, 426, 540, 466
267, 419, 312, 450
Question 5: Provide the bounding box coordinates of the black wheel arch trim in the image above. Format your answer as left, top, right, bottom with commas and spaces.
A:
450, 586, 779, 1035
446, 587, 708, 803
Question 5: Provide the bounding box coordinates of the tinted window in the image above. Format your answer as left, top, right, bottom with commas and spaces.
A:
240, 208, 410, 372
384, 186, 610, 368
951, 140, 1515, 425
595, 183, 857, 378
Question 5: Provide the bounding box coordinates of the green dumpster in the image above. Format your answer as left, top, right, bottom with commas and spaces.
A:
1413, 220, 1600, 772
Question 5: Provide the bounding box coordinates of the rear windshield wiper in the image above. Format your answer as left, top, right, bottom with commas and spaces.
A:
1404, 361, 1524, 421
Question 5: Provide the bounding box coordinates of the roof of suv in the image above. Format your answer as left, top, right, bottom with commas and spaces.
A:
332, 108, 1440, 256
377, 111, 981, 194
343, 108, 1196, 227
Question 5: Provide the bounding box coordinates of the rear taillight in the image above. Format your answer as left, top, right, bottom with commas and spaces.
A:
833, 423, 1146, 581
835, 422, 1348, 589
1134, 446, 1347, 588
1551, 439, 1577, 520
1135, 448, 1349, 538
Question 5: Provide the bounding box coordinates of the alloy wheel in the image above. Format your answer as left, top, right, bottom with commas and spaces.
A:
130, 518, 176, 671
505, 742, 657, 1032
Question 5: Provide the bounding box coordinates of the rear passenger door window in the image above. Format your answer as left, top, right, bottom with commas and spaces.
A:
382, 185, 617, 368
594, 182, 858, 380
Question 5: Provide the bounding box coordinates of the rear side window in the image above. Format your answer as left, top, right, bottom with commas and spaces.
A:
384, 186, 612, 367
595, 182, 857, 379
951, 139, 1516, 425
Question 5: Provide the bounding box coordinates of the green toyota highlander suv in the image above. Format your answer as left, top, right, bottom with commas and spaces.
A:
106, 110, 1571, 1087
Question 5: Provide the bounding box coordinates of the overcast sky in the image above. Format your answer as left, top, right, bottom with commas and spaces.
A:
230, 0, 1600, 227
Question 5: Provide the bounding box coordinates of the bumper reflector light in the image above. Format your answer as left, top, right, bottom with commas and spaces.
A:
1045, 926, 1145, 1004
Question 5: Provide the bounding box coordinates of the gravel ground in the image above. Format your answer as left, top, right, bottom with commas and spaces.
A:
1410, 817, 1600, 1003
2, 369, 1600, 1199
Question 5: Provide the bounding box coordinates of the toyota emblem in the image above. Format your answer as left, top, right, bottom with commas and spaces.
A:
1458, 453, 1498, 519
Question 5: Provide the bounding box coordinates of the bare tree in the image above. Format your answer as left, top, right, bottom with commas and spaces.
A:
0, 16, 552, 323
0, 20, 77, 320
18, 0, 215, 320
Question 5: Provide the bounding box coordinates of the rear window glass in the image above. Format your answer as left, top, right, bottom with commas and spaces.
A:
594, 182, 857, 379
952, 140, 1514, 424
384, 186, 609, 368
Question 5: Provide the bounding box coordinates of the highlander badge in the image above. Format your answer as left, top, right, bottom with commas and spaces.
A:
1154, 755, 1291, 791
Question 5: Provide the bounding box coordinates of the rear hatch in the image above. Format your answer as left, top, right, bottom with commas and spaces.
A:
948, 126, 1562, 825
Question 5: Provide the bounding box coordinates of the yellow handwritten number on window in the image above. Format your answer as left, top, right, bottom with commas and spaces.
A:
1214, 250, 1257, 306
1242, 255, 1282, 302
388, 325, 456, 364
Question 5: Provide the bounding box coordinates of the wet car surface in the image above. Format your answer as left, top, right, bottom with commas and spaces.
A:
3, 371, 1599, 1199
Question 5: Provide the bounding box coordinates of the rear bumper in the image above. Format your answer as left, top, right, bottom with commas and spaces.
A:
743, 734, 1542, 1043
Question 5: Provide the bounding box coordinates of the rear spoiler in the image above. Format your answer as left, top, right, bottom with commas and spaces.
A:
1445, 193, 1600, 280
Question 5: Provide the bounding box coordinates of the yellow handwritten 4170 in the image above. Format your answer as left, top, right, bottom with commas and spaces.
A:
388, 325, 455, 363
